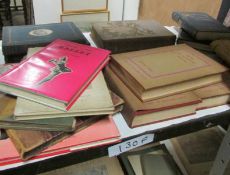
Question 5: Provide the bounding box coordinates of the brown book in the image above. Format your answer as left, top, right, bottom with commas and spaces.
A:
91, 20, 176, 54
193, 81, 230, 109
110, 44, 228, 102
105, 66, 201, 128
6, 115, 104, 160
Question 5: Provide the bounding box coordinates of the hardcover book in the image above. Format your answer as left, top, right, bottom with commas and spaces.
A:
193, 81, 230, 110
0, 63, 76, 132
110, 44, 228, 102
91, 20, 176, 53
176, 28, 212, 53
0, 39, 111, 111
0, 116, 120, 164
39, 156, 124, 175
2, 22, 90, 61
172, 11, 230, 41
105, 66, 201, 128
0, 93, 76, 132
6, 115, 104, 160
14, 72, 115, 120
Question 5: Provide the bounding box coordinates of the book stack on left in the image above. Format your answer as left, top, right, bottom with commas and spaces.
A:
0, 38, 122, 163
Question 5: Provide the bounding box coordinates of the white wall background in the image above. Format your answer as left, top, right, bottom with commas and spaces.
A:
33, 0, 140, 24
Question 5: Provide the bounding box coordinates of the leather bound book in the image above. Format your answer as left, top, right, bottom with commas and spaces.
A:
91, 20, 176, 54
172, 11, 230, 41
2, 22, 90, 62
110, 44, 228, 102
6, 115, 104, 160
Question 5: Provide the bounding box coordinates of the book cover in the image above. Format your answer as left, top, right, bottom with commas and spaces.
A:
2, 22, 90, 59
105, 66, 201, 128
110, 44, 227, 102
0, 116, 120, 165
39, 156, 124, 175
0, 39, 110, 111
91, 20, 176, 53
172, 11, 230, 41
14, 72, 114, 120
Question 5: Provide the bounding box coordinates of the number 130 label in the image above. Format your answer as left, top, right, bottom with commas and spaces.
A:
108, 134, 154, 157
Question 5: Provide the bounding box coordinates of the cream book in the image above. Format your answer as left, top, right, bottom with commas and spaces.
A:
14, 72, 114, 120
110, 44, 228, 102
193, 81, 230, 110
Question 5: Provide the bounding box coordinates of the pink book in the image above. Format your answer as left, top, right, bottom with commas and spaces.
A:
0, 39, 110, 110
0, 116, 120, 167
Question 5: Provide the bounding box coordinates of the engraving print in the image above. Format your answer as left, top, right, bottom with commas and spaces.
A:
37, 56, 71, 85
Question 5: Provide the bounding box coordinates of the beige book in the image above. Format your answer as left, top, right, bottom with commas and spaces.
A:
105, 66, 201, 128
110, 44, 228, 102
193, 81, 230, 109
14, 72, 114, 120
38, 156, 124, 175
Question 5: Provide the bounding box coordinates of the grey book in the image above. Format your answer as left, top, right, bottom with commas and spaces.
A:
91, 20, 176, 54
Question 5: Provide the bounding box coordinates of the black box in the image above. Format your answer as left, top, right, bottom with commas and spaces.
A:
2, 22, 90, 63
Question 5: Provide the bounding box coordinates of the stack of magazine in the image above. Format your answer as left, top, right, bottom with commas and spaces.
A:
0, 39, 123, 161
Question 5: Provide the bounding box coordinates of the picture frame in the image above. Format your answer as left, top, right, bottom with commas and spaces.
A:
61, 0, 108, 13
61, 11, 110, 23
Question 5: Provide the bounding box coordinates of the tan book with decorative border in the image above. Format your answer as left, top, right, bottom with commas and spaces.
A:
110, 44, 228, 102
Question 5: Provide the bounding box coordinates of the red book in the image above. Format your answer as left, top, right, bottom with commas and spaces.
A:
0, 116, 120, 167
0, 39, 110, 111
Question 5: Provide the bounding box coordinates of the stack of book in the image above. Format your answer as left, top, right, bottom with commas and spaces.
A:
172, 11, 230, 57
105, 44, 229, 128
0, 38, 123, 161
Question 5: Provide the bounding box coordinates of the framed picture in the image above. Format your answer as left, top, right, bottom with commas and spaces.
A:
61, 11, 110, 32
61, 11, 109, 23
62, 0, 108, 13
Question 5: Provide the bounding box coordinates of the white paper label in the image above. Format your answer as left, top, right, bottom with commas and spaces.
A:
108, 134, 154, 157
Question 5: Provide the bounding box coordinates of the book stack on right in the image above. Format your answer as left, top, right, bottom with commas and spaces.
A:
105, 44, 229, 128
172, 11, 230, 58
